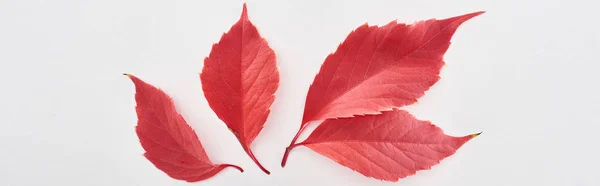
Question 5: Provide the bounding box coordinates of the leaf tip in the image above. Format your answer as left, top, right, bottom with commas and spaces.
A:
240, 2, 248, 20
471, 131, 482, 138
446, 11, 486, 25
462, 11, 486, 20
473, 11, 486, 16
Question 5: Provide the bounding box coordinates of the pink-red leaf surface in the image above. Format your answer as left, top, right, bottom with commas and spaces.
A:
282, 12, 484, 166
200, 4, 278, 174
125, 74, 242, 182
294, 109, 478, 181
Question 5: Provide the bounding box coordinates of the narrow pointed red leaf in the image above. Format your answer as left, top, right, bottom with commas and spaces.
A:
292, 109, 478, 181
282, 12, 484, 166
200, 3, 278, 174
125, 74, 243, 182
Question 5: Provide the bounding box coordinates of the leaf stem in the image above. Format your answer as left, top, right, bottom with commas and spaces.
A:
281, 125, 307, 167
244, 147, 270, 174
221, 164, 244, 172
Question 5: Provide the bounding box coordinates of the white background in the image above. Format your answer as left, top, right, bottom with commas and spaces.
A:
1, 0, 598, 185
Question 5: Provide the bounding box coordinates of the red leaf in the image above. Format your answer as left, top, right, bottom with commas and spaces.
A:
292, 109, 478, 181
282, 12, 484, 166
200, 3, 278, 174
125, 74, 243, 182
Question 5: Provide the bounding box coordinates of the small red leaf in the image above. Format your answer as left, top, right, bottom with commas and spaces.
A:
200, 3, 279, 174
293, 109, 478, 181
282, 12, 483, 166
125, 74, 242, 182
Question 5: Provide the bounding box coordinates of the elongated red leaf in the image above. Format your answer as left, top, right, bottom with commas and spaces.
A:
125, 74, 243, 182
200, 3, 278, 174
282, 12, 484, 166
292, 109, 478, 181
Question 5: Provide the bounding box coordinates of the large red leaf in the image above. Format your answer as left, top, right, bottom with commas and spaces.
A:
282, 12, 484, 166
291, 109, 478, 181
125, 74, 243, 182
200, 3, 278, 174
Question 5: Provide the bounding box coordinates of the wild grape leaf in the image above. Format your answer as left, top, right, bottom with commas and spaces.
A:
282, 12, 484, 166
200, 3, 278, 174
125, 74, 243, 182
292, 109, 479, 181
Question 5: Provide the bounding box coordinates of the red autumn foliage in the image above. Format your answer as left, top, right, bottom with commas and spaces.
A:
122, 4, 483, 181
292, 109, 479, 181
200, 3, 279, 174
282, 12, 484, 167
125, 74, 242, 182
